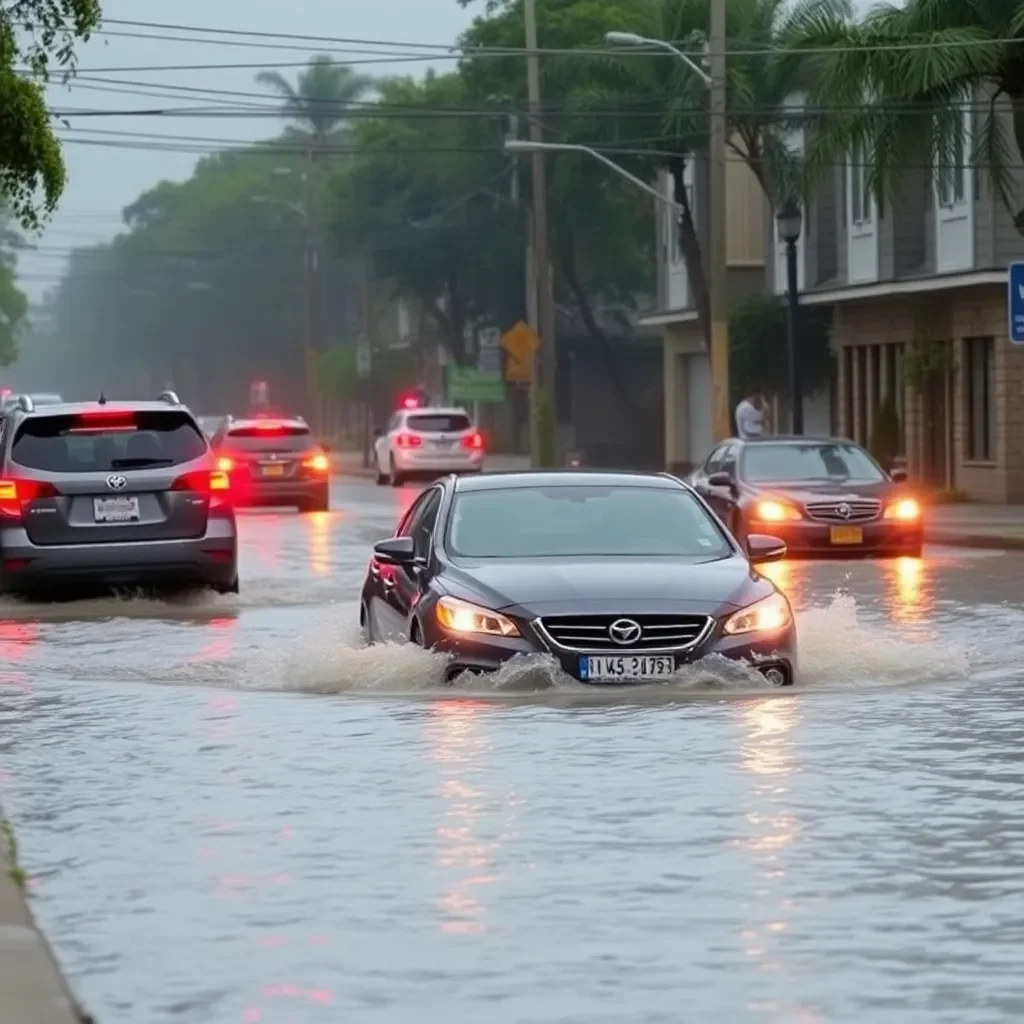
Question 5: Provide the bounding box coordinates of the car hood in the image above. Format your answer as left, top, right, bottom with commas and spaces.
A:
440, 556, 766, 616
749, 479, 896, 503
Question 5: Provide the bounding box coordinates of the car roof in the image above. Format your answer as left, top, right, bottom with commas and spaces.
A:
14, 400, 195, 418
733, 434, 857, 446
400, 406, 469, 417
452, 470, 688, 492
226, 417, 308, 430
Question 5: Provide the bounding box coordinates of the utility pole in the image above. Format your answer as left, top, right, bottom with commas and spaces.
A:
524, 0, 558, 467
708, 0, 732, 441
301, 152, 323, 428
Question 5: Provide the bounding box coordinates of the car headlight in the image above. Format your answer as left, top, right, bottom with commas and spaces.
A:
753, 499, 801, 522
435, 596, 520, 637
723, 592, 792, 636
884, 497, 920, 520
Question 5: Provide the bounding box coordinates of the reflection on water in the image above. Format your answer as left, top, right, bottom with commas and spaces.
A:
305, 511, 333, 574
757, 559, 805, 608
886, 555, 931, 624
426, 700, 498, 935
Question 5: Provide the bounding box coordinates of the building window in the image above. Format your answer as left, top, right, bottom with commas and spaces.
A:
963, 336, 994, 461
938, 111, 966, 207
850, 143, 871, 224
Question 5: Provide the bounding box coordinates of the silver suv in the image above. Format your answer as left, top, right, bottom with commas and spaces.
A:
0, 392, 238, 597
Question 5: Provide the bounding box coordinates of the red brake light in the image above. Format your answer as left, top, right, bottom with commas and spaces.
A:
171, 470, 231, 493
0, 478, 58, 518
461, 431, 484, 451
395, 433, 421, 449
71, 411, 137, 432
253, 421, 286, 432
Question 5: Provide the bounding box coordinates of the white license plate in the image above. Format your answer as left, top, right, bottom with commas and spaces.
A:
93, 496, 140, 522
578, 655, 676, 683
430, 439, 455, 449
261, 463, 285, 477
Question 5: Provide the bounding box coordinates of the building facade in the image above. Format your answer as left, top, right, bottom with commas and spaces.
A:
765, 92, 1024, 502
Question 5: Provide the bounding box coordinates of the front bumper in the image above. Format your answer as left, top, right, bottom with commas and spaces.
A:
427, 616, 797, 686
750, 518, 923, 557
0, 518, 238, 594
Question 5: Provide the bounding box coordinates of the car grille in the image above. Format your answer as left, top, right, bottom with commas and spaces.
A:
804, 499, 881, 523
537, 614, 712, 652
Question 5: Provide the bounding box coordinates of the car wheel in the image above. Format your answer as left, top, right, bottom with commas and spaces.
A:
214, 576, 239, 595
360, 601, 375, 643
390, 456, 404, 487
410, 618, 424, 646
374, 456, 387, 486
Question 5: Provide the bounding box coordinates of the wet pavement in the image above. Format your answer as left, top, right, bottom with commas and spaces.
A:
1, 477, 1024, 1023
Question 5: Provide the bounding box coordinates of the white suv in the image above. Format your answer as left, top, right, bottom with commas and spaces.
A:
373, 407, 484, 486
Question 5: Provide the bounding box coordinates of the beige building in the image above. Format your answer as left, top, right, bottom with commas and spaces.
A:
765, 92, 1024, 502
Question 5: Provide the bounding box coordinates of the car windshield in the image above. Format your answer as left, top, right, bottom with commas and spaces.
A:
406, 414, 471, 433
447, 485, 730, 558
11, 411, 207, 472
225, 425, 311, 452
742, 442, 884, 483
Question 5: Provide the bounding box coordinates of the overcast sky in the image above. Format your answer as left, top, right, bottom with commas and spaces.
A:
19, 0, 476, 301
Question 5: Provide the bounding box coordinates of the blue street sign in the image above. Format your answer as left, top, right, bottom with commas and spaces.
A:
1009, 262, 1024, 344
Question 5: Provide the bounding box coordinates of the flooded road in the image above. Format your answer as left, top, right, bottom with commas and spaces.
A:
2, 477, 1024, 1023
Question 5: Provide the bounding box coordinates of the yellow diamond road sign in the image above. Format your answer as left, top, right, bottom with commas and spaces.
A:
501, 320, 540, 362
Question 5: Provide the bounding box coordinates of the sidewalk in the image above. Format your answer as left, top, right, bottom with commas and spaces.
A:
925, 504, 1024, 550
0, 819, 88, 1023
330, 450, 532, 478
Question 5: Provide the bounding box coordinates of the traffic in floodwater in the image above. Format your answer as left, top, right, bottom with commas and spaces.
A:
2, 467, 1023, 1023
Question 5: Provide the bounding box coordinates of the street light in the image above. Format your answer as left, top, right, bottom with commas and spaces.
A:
605, 24, 730, 444
504, 139, 683, 211
604, 31, 711, 85
776, 197, 803, 435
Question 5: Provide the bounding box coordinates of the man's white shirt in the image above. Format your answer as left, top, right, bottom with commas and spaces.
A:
735, 398, 764, 437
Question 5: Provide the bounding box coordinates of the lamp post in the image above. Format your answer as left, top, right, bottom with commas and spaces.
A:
776, 198, 803, 435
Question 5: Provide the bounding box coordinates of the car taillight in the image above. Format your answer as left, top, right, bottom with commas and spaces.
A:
461, 431, 484, 450
216, 456, 235, 472
302, 452, 330, 472
0, 478, 58, 518
395, 433, 421, 449
171, 470, 231, 496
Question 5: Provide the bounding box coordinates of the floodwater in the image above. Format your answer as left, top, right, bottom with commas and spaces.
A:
1, 478, 1023, 1023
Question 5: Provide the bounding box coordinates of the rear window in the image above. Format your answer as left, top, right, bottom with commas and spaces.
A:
226, 425, 311, 452
11, 411, 207, 472
407, 414, 471, 433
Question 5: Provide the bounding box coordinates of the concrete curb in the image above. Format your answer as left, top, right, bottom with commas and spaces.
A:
926, 531, 1024, 550
0, 820, 92, 1023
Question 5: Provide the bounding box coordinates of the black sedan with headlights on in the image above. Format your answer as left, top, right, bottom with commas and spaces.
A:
688, 436, 923, 558
359, 470, 797, 686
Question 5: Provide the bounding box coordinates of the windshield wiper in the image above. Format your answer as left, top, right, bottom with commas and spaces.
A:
110, 457, 174, 468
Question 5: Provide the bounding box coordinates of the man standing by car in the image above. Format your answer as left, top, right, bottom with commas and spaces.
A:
735, 389, 769, 438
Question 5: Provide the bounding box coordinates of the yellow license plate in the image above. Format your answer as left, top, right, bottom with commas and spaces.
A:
830, 526, 863, 545
262, 464, 285, 477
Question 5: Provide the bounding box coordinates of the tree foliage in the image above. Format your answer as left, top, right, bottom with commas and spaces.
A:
796, 0, 1024, 230
0, 0, 102, 228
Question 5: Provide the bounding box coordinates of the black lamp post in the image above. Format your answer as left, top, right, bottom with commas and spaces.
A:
777, 198, 803, 434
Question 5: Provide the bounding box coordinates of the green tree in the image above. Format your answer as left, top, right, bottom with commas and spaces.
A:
0, 214, 28, 365
256, 55, 376, 151
795, 0, 1024, 229
0, 0, 102, 227
334, 71, 523, 365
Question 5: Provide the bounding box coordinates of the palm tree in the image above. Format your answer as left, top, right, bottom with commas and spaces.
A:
595, 0, 851, 345
794, 0, 1024, 232
256, 54, 376, 153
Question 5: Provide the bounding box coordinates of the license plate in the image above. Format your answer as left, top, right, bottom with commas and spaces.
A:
578, 655, 675, 683
93, 496, 140, 522
261, 463, 285, 477
830, 525, 863, 545
431, 439, 454, 449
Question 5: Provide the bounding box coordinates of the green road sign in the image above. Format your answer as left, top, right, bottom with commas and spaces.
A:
447, 366, 506, 403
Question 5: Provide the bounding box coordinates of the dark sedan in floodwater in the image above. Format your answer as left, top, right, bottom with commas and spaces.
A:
360, 471, 797, 686
688, 436, 923, 558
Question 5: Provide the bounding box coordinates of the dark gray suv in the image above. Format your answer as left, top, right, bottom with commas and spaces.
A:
0, 392, 238, 597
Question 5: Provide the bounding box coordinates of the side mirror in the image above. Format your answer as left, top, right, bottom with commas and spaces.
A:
746, 533, 787, 564
373, 536, 416, 565
890, 467, 907, 482
707, 471, 734, 489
